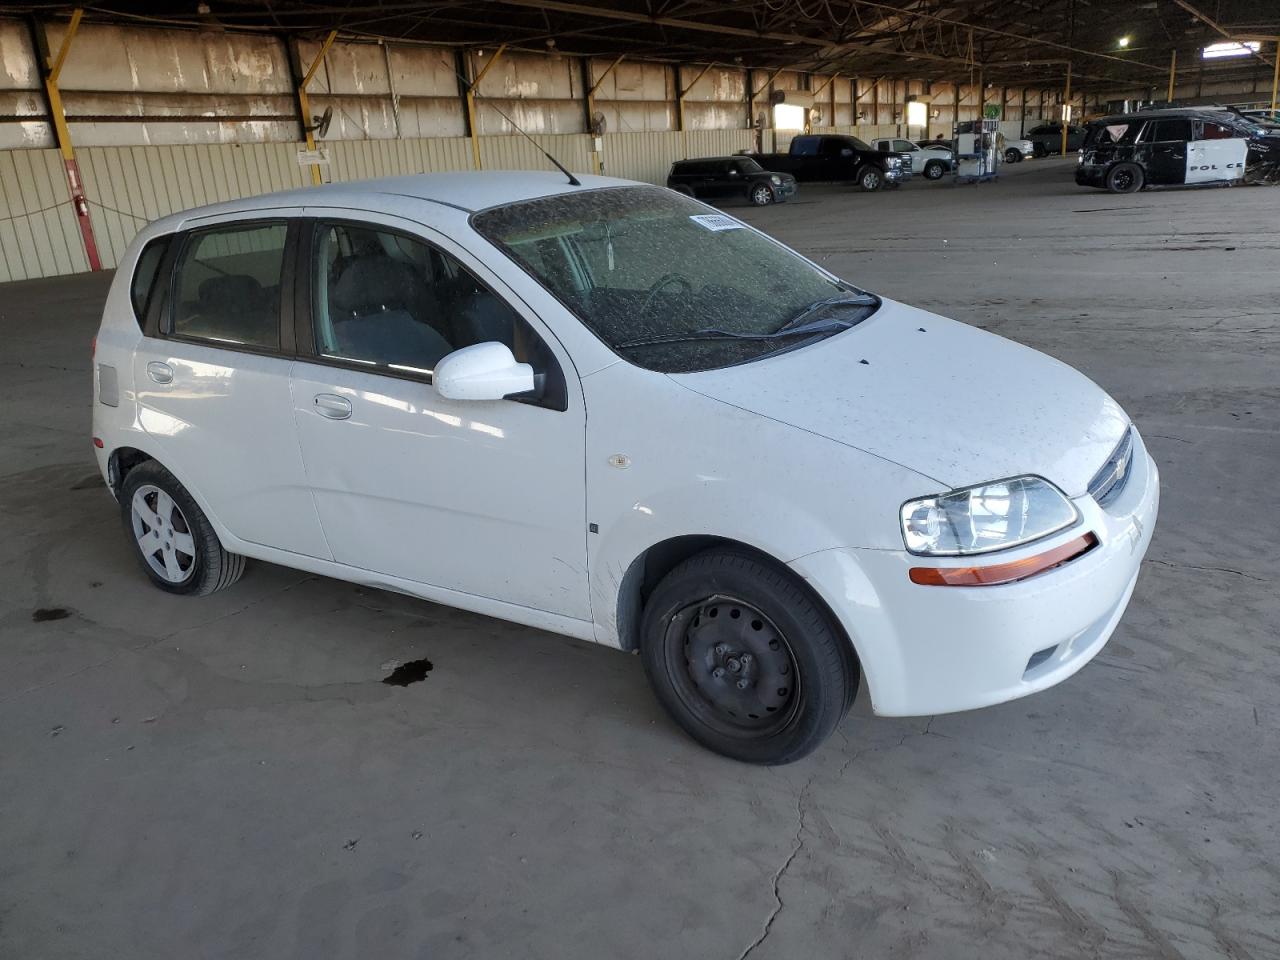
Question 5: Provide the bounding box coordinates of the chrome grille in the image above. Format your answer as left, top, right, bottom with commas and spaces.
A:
1088, 427, 1134, 507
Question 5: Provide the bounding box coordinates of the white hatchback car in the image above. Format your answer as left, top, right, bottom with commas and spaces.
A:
93, 172, 1158, 764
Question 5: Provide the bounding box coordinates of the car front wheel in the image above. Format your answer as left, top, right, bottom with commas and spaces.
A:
1004, 148, 1021, 164
640, 548, 857, 764
856, 165, 884, 192
120, 460, 245, 596
749, 183, 774, 206
923, 160, 946, 180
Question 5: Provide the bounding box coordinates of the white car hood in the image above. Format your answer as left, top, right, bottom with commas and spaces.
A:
670, 299, 1129, 497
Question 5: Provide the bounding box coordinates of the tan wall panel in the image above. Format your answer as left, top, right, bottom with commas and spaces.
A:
0, 149, 89, 282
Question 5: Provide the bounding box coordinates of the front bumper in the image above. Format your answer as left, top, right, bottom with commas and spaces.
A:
791, 434, 1160, 717
1075, 163, 1107, 187
885, 166, 912, 182
774, 178, 798, 200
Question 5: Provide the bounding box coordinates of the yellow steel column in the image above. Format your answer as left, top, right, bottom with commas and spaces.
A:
677, 61, 714, 155
296, 30, 336, 186
466, 43, 507, 170
1167, 49, 1177, 102
585, 55, 624, 174
1272, 39, 1279, 112
1060, 62, 1072, 156
32, 8, 102, 270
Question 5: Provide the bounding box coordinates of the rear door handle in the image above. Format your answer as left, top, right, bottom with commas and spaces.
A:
146, 361, 173, 384
313, 393, 352, 420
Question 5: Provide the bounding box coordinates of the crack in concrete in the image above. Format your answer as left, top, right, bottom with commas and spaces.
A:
1143, 558, 1268, 583
736, 772, 815, 960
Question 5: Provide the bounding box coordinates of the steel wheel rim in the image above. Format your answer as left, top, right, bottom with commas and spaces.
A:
130, 484, 196, 584
664, 595, 801, 737
753, 185, 771, 204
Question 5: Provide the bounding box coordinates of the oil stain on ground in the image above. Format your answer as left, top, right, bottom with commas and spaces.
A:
32, 608, 71, 622
382, 658, 433, 686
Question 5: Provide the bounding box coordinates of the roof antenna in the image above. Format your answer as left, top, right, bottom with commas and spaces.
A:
485, 103, 582, 186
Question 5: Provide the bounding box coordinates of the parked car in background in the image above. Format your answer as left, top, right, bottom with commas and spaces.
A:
1027, 123, 1086, 155
93, 171, 1157, 765
667, 156, 797, 206
870, 138, 953, 180
1002, 136, 1035, 163
746, 134, 910, 191
1076, 107, 1280, 192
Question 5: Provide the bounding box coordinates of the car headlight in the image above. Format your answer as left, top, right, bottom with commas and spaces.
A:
900, 476, 1079, 556
771, 175, 782, 184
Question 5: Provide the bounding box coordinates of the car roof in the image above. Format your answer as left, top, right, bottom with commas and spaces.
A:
153, 170, 640, 229
1089, 106, 1239, 124
672, 157, 743, 164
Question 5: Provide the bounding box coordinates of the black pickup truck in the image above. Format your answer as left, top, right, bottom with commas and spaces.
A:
746, 134, 911, 191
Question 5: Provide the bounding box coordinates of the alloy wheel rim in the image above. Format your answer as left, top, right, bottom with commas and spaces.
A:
1115, 170, 1133, 189
863, 171, 879, 189
130, 484, 196, 584
754, 185, 771, 204
666, 595, 800, 735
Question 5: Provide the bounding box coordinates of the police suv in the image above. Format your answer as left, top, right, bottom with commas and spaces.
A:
1076, 107, 1280, 193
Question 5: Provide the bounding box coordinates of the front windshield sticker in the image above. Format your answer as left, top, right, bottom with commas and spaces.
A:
689, 213, 744, 232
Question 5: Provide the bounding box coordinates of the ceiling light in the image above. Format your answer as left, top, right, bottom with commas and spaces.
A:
1118, 36, 1130, 48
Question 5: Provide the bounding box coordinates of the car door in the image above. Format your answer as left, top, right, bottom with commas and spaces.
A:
1142, 118, 1192, 184
1187, 118, 1249, 184
132, 215, 331, 559
287, 212, 591, 620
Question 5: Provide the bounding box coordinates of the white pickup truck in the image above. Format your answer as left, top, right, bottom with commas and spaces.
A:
870, 138, 955, 180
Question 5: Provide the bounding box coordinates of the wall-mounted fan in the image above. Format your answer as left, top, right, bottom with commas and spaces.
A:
590, 110, 608, 135
307, 106, 333, 139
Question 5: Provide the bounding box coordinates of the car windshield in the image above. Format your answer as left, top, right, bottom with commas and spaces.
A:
472, 186, 877, 373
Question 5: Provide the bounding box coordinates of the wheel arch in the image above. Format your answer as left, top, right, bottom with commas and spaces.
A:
614, 535, 861, 682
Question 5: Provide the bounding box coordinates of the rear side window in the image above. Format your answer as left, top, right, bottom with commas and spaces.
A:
130, 236, 170, 328
1144, 118, 1192, 142
169, 223, 287, 349
791, 137, 819, 155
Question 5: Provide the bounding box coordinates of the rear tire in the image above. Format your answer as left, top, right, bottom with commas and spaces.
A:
120, 461, 245, 596
640, 548, 857, 764
749, 183, 774, 206
1106, 162, 1144, 194
856, 165, 884, 192
923, 160, 946, 180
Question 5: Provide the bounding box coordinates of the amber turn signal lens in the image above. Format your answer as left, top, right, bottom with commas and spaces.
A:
909, 533, 1098, 587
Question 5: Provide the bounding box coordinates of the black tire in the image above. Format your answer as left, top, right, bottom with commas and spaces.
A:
119, 460, 245, 596
1004, 148, 1020, 164
923, 160, 946, 180
749, 182, 774, 206
639, 548, 858, 764
1106, 162, 1144, 194
856, 165, 884, 192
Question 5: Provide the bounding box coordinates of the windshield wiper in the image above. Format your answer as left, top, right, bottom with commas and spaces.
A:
617, 317, 859, 350
775, 293, 879, 333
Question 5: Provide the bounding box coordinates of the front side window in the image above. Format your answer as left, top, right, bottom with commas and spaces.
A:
1197, 120, 1237, 140
734, 158, 764, 175
310, 221, 548, 379
473, 186, 877, 374
170, 223, 286, 348
791, 137, 819, 156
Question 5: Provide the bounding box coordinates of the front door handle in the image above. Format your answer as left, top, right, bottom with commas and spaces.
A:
146, 361, 173, 384
313, 393, 352, 420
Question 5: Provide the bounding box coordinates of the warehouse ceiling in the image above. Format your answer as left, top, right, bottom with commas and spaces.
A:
13, 0, 1280, 91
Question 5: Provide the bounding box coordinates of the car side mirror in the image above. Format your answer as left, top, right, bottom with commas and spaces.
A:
728, 168, 740, 177
434, 342, 535, 402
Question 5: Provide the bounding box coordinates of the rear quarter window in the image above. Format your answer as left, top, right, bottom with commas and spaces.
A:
130, 236, 171, 328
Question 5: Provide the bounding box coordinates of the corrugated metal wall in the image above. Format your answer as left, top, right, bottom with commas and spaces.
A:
0, 16, 1091, 282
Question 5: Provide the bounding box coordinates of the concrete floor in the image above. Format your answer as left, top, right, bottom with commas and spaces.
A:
2, 158, 1277, 959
